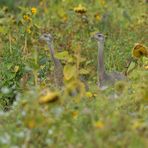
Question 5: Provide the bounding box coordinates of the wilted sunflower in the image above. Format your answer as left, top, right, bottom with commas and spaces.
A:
23, 15, 30, 21
86, 91, 93, 98
38, 91, 59, 104
132, 43, 148, 59
144, 65, 148, 70
71, 111, 79, 119
94, 120, 105, 129
26, 27, 31, 34
74, 4, 87, 14
94, 13, 101, 21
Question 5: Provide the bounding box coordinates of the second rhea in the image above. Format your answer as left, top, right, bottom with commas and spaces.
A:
92, 33, 126, 90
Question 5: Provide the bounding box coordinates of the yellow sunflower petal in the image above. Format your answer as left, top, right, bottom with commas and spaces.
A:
31, 7, 37, 14
74, 4, 87, 14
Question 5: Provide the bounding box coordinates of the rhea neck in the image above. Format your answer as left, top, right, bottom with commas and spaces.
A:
97, 40, 106, 80
47, 41, 60, 65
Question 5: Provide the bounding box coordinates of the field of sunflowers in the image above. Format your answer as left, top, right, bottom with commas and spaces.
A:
0, 0, 148, 147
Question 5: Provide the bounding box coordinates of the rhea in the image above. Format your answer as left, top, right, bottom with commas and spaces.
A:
92, 33, 126, 90
39, 33, 63, 87
39, 33, 89, 90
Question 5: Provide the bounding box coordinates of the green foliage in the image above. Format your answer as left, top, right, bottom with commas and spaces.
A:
0, 0, 148, 147
0, 0, 14, 8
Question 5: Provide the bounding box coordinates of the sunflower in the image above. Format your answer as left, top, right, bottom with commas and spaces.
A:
38, 91, 59, 104
23, 15, 30, 21
132, 43, 148, 59
144, 65, 148, 70
94, 121, 105, 129
94, 13, 101, 21
71, 111, 79, 119
31, 7, 37, 14
74, 4, 87, 14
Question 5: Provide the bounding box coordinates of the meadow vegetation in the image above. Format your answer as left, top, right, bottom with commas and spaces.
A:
0, 0, 148, 147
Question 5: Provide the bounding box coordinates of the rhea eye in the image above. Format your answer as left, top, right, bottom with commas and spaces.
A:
98, 34, 101, 37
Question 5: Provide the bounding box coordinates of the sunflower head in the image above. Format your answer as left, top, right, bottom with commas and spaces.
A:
31, 7, 37, 14
23, 15, 30, 21
132, 43, 148, 59
74, 4, 87, 14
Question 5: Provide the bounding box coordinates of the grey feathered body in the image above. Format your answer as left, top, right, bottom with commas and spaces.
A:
54, 60, 64, 86
97, 41, 125, 89
48, 43, 64, 87
99, 72, 125, 89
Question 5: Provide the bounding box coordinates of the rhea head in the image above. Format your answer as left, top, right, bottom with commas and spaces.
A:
92, 33, 105, 43
39, 33, 53, 44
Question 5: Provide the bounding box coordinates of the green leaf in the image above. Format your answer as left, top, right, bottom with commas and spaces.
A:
126, 61, 137, 74
80, 57, 86, 63
6, 63, 13, 69
64, 64, 76, 80
0, 18, 8, 25
79, 69, 89, 75
55, 51, 69, 60
55, 51, 74, 63
143, 57, 148, 65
